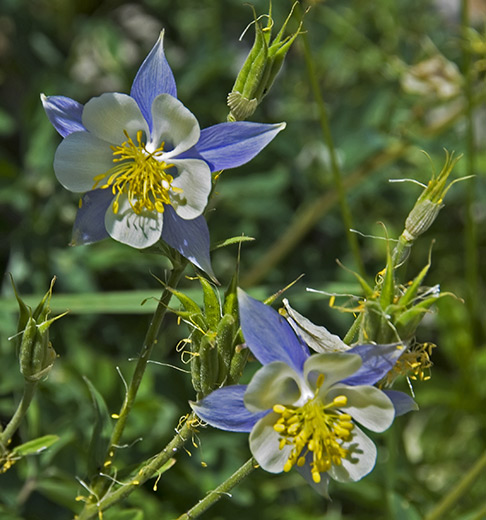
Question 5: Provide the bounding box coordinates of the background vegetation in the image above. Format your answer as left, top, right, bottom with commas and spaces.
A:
1, 0, 485, 518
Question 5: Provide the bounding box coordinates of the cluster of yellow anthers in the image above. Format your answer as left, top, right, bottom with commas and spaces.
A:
92, 130, 179, 215
272, 374, 354, 484
382, 342, 436, 387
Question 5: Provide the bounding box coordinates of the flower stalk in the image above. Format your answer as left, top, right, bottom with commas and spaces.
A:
176, 457, 258, 520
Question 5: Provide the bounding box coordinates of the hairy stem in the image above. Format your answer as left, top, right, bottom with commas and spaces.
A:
0, 381, 38, 452
77, 413, 195, 520
176, 457, 258, 520
91, 260, 187, 497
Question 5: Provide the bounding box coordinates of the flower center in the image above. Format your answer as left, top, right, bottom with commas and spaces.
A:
92, 130, 180, 215
272, 375, 354, 483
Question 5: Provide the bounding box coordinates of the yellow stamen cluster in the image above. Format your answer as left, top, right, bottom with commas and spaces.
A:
272, 375, 354, 484
93, 130, 180, 215
381, 342, 436, 387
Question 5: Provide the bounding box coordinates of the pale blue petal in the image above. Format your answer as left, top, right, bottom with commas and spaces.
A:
341, 343, 406, 386
244, 361, 303, 412
326, 384, 395, 432
130, 31, 177, 131
304, 352, 362, 393
150, 94, 200, 156
41, 94, 85, 137
190, 385, 267, 432
249, 412, 292, 473
161, 206, 215, 280
328, 424, 377, 483
105, 194, 163, 248
82, 93, 148, 145
187, 121, 286, 172
383, 390, 418, 416
237, 290, 309, 372
71, 189, 112, 245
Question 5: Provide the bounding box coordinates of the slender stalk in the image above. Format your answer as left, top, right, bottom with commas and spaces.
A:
92, 260, 187, 495
424, 450, 486, 520
461, 0, 482, 343
176, 457, 258, 520
0, 381, 38, 451
297, 6, 365, 278
77, 414, 195, 520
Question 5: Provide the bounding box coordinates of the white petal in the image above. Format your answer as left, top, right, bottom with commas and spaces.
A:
283, 299, 350, 353
303, 353, 362, 394
54, 132, 114, 192
104, 194, 163, 248
82, 93, 149, 144
327, 384, 395, 432
244, 362, 303, 412
169, 159, 211, 220
150, 94, 200, 157
249, 412, 292, 474
328, 424, 377, 482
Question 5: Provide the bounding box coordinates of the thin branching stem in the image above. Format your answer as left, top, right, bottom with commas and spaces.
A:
176, 457, 258, 520
296, 5, 365, 278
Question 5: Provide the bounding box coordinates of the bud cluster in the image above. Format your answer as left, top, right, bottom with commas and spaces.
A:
169, 274, 246, 398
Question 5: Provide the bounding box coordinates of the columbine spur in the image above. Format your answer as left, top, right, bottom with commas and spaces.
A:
42, 32, 285, 276
192, 290, 417, 496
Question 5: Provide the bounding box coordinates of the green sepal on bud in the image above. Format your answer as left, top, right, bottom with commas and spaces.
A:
10, 276, 65, 382
12, 277, 66, 382
228, 2, 304, 121
168, 272, 245, 397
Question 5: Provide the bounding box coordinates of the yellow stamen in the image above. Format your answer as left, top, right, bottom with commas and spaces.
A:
273, 391, 354, 483
93, 130, 181, 215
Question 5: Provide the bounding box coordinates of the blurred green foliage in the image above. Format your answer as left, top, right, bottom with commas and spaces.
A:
0, 0, 485, 519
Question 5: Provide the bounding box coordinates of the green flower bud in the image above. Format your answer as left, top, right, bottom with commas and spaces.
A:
228, 3, 303, 121
12, 277, 65, 382
402, 151, 464, 243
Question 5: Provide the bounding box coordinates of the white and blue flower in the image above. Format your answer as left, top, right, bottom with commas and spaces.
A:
191, 290, 417, 496
42, 32, 285, 277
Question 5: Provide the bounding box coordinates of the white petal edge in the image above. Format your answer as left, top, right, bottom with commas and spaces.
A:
328, 424, 377, 483
304, 353, 362, 394
104, 193, 163, 248
327, 383, 395, 433
169, 159, 212, 220
82, 93, 149, 144
150, 94, 200, 157
249, 412, 292, 474
54, 132, 114, 192
244, 361, 304, 413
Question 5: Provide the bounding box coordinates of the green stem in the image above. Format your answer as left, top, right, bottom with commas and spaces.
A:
77, 414, 195, 520
424, 450, 486, 520
92, 260, 187, 494
0, 381, 38, 451
298, 7, 365, 278
176, 457, 258, 520
461, 0, 482, 343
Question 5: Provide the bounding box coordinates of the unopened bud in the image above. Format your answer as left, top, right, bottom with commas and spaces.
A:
228, 3, 303, 121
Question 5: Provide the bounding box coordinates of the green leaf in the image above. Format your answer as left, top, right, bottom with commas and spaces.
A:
10, 434, 59, 457
212, 235, 255, 250
84, 376, 112, 477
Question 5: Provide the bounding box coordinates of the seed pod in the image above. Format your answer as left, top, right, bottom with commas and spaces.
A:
198, 333, 219, 396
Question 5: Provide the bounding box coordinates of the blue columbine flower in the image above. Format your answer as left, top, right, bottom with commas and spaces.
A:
41, 32, 285, 277
191, 290, 417, 496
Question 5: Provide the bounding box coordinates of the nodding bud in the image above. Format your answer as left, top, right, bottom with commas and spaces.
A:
228, 3, 304, 121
